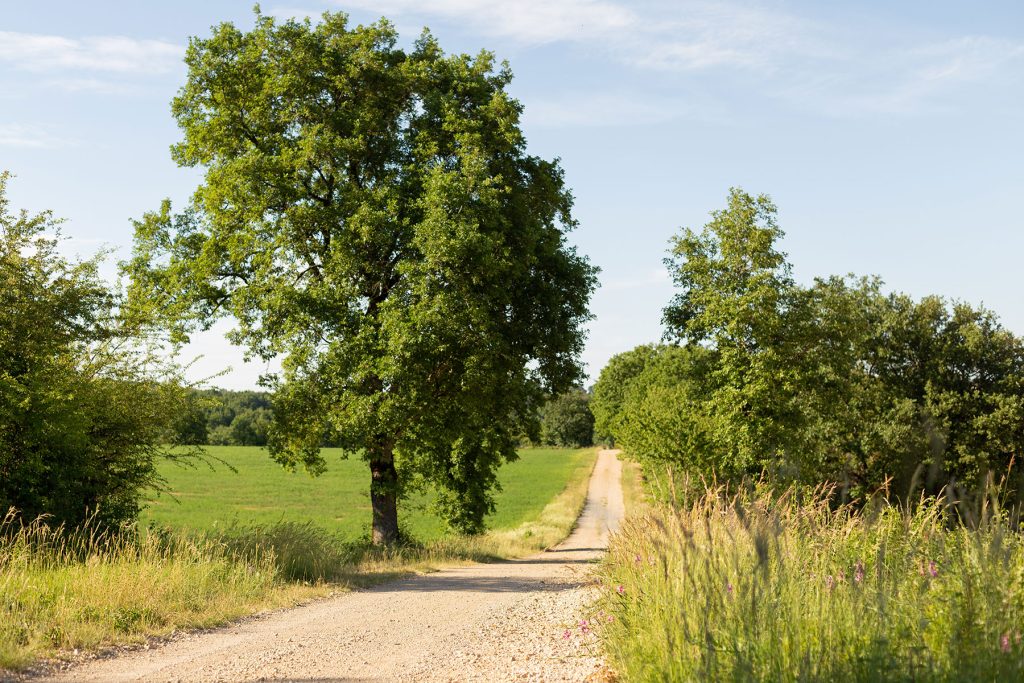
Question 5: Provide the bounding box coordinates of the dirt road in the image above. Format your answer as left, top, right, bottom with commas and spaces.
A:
45, 449, 624, 682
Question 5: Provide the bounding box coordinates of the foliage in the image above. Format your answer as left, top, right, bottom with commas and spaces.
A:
598, 483, 1024, 682
590, 345, 657, 445
606, 345, 725, 473
540, 389, 595, 448
126, 10, 596, 542
598, 187, 1024, 501
0, 173, 195, 529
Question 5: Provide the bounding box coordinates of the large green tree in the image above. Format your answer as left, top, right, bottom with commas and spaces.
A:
663, 188, 803, 474
127, 11, 596, 542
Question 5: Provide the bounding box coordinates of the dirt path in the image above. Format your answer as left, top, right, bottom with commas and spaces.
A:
44, 449, 624, 682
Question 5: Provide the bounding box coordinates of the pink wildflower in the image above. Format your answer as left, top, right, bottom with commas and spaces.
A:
616, 584, 625, 595
1001, 633, 1012, 653
634, 554, 642, 564
854, 560, 865, 585
607, 615, 615, 623
928, 561, 938, 578
726, 582, 734, 596
825, 575, 835, 591
562, 629, 571, 640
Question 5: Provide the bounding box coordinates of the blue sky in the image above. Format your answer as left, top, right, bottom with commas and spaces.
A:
3, 1, 1023, 389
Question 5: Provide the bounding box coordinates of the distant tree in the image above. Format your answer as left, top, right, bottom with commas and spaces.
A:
171, 397, 209, 445
126, 11, 596, 541
541, 390, 595, 448
590, 345, 658, 446
0, 173, 195, 529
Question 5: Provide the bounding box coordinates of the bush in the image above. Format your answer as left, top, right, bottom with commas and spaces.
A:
0, 173, 195, 529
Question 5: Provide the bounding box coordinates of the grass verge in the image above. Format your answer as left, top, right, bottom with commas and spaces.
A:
595, 482, 1024, 682
1, 448, 597, 673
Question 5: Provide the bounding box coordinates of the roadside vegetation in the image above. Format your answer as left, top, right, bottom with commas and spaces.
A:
598, 481, 1024, 681
592, 189, 1024, 681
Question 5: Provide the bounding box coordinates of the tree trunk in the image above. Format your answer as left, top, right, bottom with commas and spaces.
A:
369, 448, 399, 545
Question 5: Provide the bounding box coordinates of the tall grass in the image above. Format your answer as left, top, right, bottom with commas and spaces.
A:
0, 510, 322, 671
597, 481, 1024, 682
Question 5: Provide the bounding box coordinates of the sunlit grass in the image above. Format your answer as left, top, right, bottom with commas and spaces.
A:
597, 479, 1024, 682
141, 446, 591, 541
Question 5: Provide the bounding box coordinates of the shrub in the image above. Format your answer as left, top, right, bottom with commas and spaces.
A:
0, 173, 195, 529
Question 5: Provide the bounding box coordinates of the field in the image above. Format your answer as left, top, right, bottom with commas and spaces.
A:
1, 447, 597, 671
141, 446, 594, 541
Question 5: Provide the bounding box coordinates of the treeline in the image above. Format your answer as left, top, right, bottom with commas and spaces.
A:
593, 189, 1024, 502
175, 389, 273, 446
177, 387, 596, 449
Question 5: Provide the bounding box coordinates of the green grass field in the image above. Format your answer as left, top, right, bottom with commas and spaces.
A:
141, 446, 593, 540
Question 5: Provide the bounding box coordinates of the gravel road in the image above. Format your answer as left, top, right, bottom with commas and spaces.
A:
43, 449, 624, 682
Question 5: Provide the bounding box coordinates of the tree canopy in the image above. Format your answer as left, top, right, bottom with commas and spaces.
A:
126, 11, 597, 542
597, 188, 1024, 502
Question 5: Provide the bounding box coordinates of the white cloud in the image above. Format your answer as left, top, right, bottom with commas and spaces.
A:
337, 0, 635, 45
327, 0, 829, 73
0, 124, 74, 149
0, 31, 182, 74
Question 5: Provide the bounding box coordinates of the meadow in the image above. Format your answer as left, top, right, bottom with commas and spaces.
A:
141, 446, 592, 541
595, 476, 1024, 682
0, 447, 596, 672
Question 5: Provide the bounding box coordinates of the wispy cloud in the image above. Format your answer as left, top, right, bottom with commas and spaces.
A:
0, 124, 75, 149
324, 0, 827, 72
0, 31, 181, 74
335, 0, 635, 45
782, 35, 1024, 116
267, 2, 1024, 118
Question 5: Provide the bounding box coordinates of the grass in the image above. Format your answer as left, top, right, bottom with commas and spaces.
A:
141, 446, 592, 541
595, 475, 1024, 682
1, 446, 597, 672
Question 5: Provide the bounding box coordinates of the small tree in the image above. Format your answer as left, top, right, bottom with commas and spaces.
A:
0, 173, 194, 529
541, 390, 595, 448
663, 188, 802, 474
127, 11, 596, 541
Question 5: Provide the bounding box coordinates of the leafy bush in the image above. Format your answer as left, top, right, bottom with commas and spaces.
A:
0, 173, 196, 529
